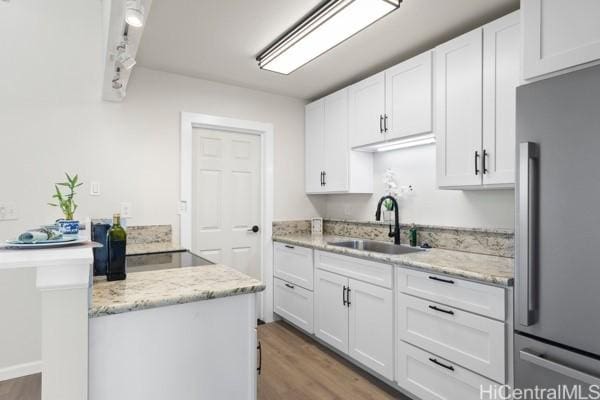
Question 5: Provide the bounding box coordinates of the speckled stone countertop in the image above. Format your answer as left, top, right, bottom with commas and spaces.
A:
126, 242, 186, 256
90, 265, 265, 318
273, 234, 513, 286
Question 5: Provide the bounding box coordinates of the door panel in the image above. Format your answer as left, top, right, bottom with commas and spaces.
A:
274, 278, 314, 334
305, 99, 325, 193
315, 269, 348, 354
348, 279, 393, 379
436, 29, 484, 187
349, 72, 386, 148
483, 11, 520, 185
399, 294, 506, 383
192, 128, 261, 282
515, 334, 600, 395
515, 66, 600, 354
323, 88, 349, 192
523, 0, 600, 79
385, 51, 433, 140
397, 341, 499, 400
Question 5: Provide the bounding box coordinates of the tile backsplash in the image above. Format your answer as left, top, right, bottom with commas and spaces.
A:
272, 219, 514, 258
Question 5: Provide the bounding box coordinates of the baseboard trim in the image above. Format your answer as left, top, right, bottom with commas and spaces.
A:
0, 361, 42, 382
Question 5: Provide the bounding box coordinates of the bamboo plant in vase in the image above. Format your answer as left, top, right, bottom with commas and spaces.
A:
48, 173, 83, 234
382, 168, 399, 222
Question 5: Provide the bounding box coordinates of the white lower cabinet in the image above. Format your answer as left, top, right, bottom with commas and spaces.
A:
315, 264, 394, 380
274, 277, 314, 334
397, 341, 499, 400
348, 279, 394, 379
398, 293, 506, 383
315, 269, 349, 353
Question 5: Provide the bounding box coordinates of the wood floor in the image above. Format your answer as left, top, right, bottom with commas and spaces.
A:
0, 374, 40, 400
258, 321, 407, 400
0, 321, 406, 400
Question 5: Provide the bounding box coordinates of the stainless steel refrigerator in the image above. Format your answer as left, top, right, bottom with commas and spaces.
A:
515, 65, 600, 393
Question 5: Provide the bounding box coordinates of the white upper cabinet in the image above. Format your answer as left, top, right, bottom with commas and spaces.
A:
522, 0, 600, 80
349, 72, 386, 148
305, 89, 373, 194
435, 29, 484, 188
305, 99, 325, 194
483, 11, 520, 186
323, 90, 350, 192
385, 51, 433, 141
348, 51, 434, 149
437, 11, 520, 189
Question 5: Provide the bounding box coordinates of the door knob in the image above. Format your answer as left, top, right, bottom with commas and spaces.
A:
248, 225, 260, 233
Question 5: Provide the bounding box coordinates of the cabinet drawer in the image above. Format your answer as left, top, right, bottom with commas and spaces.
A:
397, 341, 499, 400
315, 250, 392, 289
398, 293, 506, 383
397, 268, 506, 320
274, 242, 314, 290
274, 277, 313, 334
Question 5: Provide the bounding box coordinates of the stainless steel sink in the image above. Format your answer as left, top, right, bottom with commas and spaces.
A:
328, 240, 424, 255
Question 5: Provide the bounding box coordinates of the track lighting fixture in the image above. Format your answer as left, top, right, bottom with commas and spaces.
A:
115, 41, 136, 70
125, 0, 145, 28
112, 68, 123, 90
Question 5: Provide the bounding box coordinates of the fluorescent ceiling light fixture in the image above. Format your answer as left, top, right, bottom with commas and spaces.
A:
125, 0, 145, 28
257, 0, 401, 74
375, 134, 436, 152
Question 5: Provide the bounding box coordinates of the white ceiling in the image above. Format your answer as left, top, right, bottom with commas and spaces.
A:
137, 0, 519, 100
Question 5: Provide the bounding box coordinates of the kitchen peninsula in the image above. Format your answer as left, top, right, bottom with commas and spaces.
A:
89, 263, 265, 400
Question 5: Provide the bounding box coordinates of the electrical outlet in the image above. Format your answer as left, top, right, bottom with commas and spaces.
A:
90, 181, 101, 196
120, 202, 132, 218
0, 202, 18, 221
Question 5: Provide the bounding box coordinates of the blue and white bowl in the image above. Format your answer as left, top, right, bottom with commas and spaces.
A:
57, 220, 80, 235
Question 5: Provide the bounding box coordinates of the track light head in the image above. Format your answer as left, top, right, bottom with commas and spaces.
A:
125, 0, 145, 28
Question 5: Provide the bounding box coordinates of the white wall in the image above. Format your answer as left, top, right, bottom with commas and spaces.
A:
0, 0, 321, 373
323, 144, 515, 229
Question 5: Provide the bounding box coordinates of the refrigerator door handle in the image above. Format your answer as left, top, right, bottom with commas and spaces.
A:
519, 142, 538, 326
520, 349, 600, 386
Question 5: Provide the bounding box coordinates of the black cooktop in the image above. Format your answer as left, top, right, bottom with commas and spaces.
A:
126, 250, 213, 273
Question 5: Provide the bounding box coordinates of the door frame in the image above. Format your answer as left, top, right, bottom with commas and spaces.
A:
180, 112, 274, 321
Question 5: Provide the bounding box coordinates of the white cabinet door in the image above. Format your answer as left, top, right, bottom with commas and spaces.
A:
523, 0, 600, 80
398, 294, 506, 383
349, 72, 386, 148
274, 278, 314, 334
315, 269, 348, 354
348, 279, 393, 380
305, 99, 325, 193
483, 11, 520, 186
385, 51, 433, 140
397, 341, 500, 400
323, 88, 349, 192
273, 242, 314, 290
436, 29, 483, 188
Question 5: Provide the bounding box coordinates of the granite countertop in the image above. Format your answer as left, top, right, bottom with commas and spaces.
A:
126, 242, 186, 256
273, 234, 513, 286
90, 265, 265, 318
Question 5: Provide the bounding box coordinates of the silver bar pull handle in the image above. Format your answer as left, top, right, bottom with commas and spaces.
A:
518, 142, 538, 326
520, 349, 600, 386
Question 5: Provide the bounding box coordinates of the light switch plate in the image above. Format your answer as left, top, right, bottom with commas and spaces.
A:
90, 181, 101, 196
0, 202, 18, 220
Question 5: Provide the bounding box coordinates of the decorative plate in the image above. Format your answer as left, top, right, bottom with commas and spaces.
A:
4, 236, 83, 249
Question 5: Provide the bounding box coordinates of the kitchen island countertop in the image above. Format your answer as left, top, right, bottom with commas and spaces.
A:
90, 264, 265, 318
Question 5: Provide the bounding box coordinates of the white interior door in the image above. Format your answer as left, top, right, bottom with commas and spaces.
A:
191, 128, 262, 283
